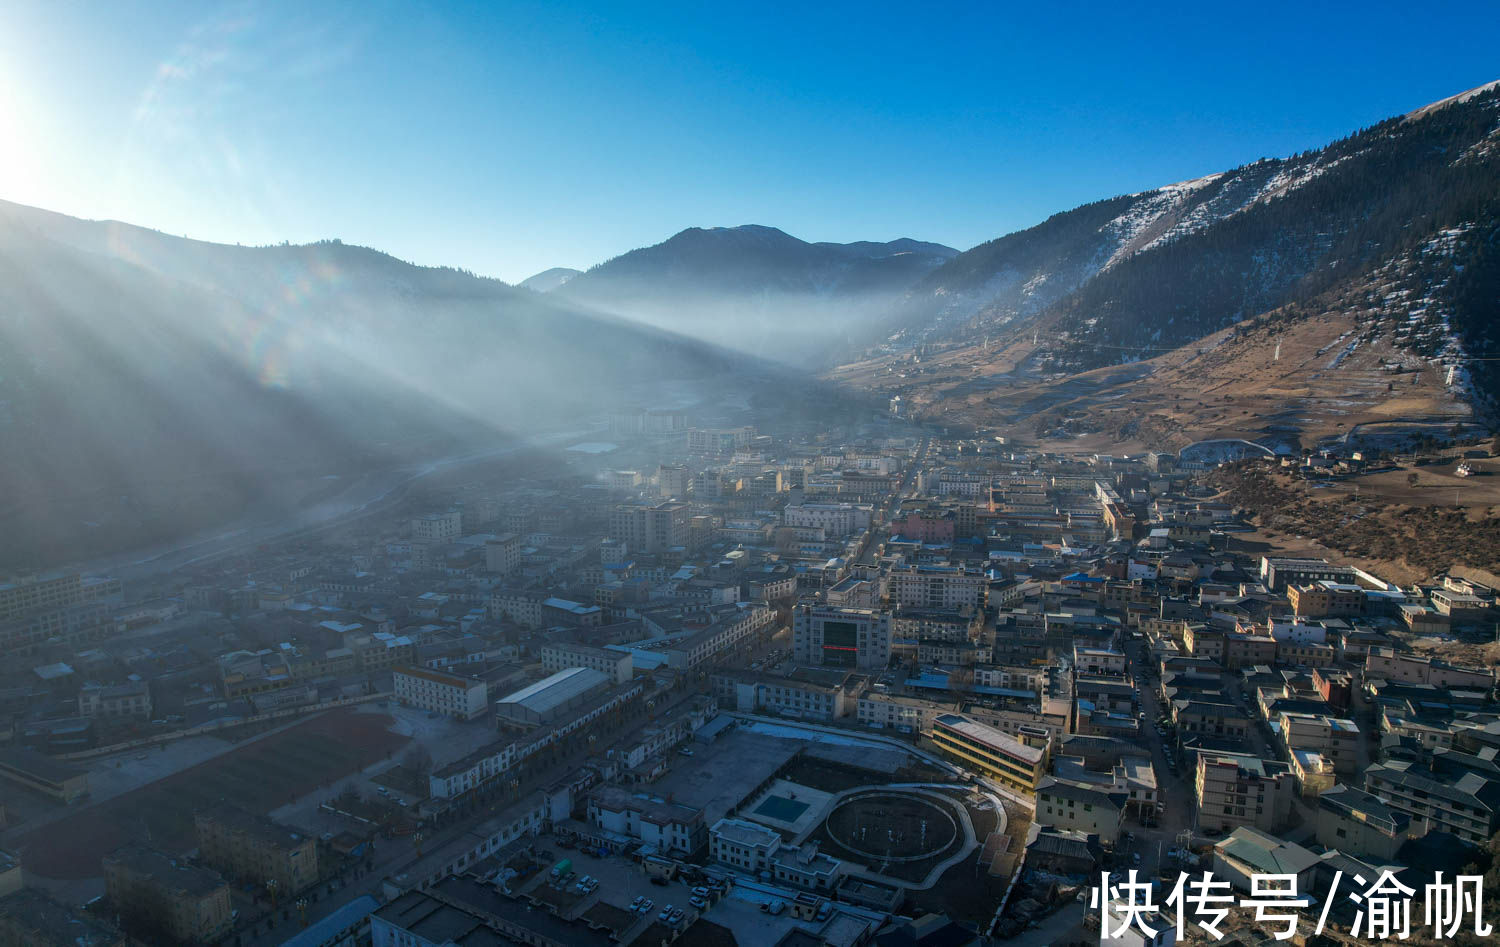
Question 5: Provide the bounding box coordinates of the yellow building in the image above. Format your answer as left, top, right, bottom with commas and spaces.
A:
933, 713, 1048, 795
103, 846, 232, 944
195, 805, 318, 894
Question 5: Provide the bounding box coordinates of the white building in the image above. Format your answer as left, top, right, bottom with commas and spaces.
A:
411, 510, 462, 543
393, 665, 489, 720
889, 565, 987, 611
539, 641, 633, 684
782, 502, 873, 537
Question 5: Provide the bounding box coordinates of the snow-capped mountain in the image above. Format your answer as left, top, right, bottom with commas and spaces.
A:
885, 80, 1500, 405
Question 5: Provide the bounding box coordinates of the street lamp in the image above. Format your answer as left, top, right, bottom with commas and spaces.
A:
267, 879, 279, 910
296, 899, 309, 928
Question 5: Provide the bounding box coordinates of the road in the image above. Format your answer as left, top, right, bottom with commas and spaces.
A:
858, 433, 930, 566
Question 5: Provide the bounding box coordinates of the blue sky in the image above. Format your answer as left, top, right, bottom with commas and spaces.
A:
1, 0, 1494, 282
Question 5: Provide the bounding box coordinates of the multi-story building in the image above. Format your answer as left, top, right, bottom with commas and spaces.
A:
1193, 751, 1295, 834
856, 693, 944, 732
891, 608, 982, 643
1035, 777, 1125, 844
103, 845, 232, 944
484, 534, 524, 575
393, 665, 489, 720
1364, 752, 1500, 845
0, 572, 121, 622
1171, 700, 1250, 742
608, 501, 689, 554
932, 713, 1048, 795
77, 682, 152, 719
714, 669, 854, 721
1258, 557, 1358, 593
412, 510, 463, 543
1270, 711, 1360, 774
657, 464, 691, 498
782, 502, 873, 537
1315, 784, 1411, 860
792, 605, 890, 670
1364, 647, 1495, 691
707, 819, 844, 892
194, 806, 318, 894
539, 642, 633, 684
587, 785, 706, 855
710, 817, 782, 873
1289, 581, 1368, 618
888, 566, 987, 611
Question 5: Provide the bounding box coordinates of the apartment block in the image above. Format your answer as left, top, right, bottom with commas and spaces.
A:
103, 845, 232, 944
393, 665, 489, 720
539, 641, 633, 684
889, 566, 987, 611
1193, 751, 1295, 834
194, 806, 318, 894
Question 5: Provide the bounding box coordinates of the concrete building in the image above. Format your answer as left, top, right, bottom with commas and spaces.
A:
539, 641, 633, 684
888, 565, 987, 611
608, 501, 688, 554
194, 805, 318, 894
77, 681, 152, 719
792, 605, 891, 670
1270, 711, 1360, 775
103, 845, 232, 944
1035, 777, 1125, 844
483, 533, 523, 574
856, 693, 943, 733
782, 502, 873, 537
1364, 753, 1500, 845
393, 665, 489, 720
411, 510, 462, 543
1193, 751, 1295, 834
1364, 647, 1495, 690
707, 818, 844, 892
1316, 784, 1412, 860
587, 785, 706, 855
710, 817, 781, 872
932, 713, 1048, 795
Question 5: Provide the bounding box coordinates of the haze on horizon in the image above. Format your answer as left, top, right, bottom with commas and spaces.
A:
1, 0, 1495, 283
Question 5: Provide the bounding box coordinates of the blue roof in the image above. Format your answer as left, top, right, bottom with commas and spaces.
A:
278, 895, 379, 947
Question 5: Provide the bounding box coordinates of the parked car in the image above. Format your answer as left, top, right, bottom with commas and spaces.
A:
691, 886, 711, 898
630, 896, 644, 911
639, 898, 654, 913
659, 906, 675, 922
690, 896, 707, 909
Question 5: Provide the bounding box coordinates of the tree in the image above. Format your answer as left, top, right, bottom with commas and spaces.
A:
402, 744, 434, 776
1408, 473, 1420, 488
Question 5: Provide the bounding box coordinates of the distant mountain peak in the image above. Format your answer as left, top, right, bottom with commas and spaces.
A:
518, 266, 581, 292
1405, 78, 1500, 123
